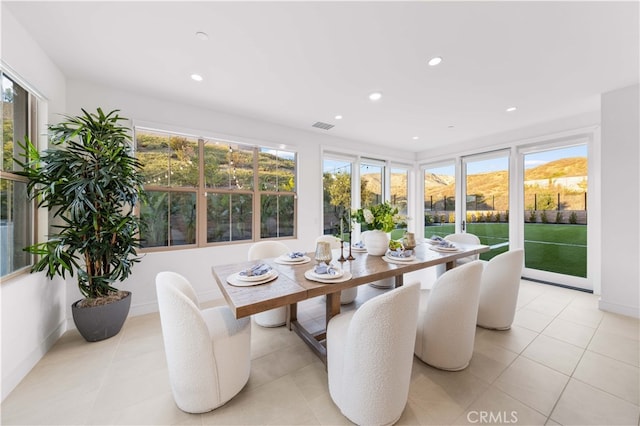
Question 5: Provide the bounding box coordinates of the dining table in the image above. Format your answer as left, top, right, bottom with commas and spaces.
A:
211, 240, 489, 363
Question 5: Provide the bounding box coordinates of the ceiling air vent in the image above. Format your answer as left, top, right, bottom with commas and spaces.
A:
312, 121, 334, 130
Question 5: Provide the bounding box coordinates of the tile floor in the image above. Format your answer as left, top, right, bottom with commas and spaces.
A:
1, 278, 639, 425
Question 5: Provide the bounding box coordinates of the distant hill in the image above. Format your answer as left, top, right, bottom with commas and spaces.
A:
525, 157, 587, 180
423, 157, 587, 211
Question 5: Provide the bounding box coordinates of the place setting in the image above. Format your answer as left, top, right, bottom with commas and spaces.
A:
226, 263, 279, 287
383, 248, 417, 264
304, 241, 352, 283
429, 239, 461, 253
274, 251, 312, 265
350, 240, 367, 253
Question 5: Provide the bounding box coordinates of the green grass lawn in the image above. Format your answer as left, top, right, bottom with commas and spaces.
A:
424, 223, 587, 277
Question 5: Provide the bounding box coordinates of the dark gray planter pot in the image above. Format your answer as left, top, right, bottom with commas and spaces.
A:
72, 291, 132, 342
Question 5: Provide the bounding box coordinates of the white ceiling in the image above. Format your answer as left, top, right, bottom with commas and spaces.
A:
4, 1, 639, 152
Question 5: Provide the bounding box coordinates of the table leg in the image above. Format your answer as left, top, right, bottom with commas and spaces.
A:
446, 260, 455, 270
326, 291, 341, 327
395, 274, 404, 287
288, 303, 298, 330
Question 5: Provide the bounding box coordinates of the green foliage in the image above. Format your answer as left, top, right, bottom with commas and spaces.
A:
327, 171, 351, 209
528, 210, 537, 223
352, 201, 402, 233
425, 213, 434, 225
540, 210, 549, 224
495, 211, 502, 222
14, 108, 146, 299
556, 211, 564, 224
569, 211, 578, 224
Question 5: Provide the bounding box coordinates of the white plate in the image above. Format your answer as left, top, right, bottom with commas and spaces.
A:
304, 270, 352, 284
384, 254, 416, 262
227, 271, 279, 287
429, 246, 460, 253
277, 254, 309, 263
307, 268, 344, 280
351, 246, 367, 252
237, 268, 276, 282
426, 239, 443, 245
274, 255, 311, 265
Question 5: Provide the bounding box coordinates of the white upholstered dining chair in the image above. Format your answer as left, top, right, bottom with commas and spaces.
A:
435, 232, 481, 277
315, 235, 357, 304
477, 248, 524, 330
415, 260, 483, 371
156, 271, 251, 413
248, 241, 290, 327
327, 281, 421, 426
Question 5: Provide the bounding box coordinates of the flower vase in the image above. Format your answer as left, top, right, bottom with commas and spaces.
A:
364, 230, 390, 256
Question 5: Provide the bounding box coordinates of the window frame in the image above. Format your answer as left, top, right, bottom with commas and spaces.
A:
135, 127, 297, 252
0, 70, 39, 281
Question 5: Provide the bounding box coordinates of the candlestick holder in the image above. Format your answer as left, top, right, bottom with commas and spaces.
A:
338, 238, 346, 262
347, 231, 355, 260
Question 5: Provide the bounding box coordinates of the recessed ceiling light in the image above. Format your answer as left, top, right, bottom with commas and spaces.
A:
369, 92, 382, 101
506, 106, 517, 112
334, 115, 343, 120
196, 31, 209, 41
412, 136, 419, 140
428, 56, 442, 66
191, 74, 203, 82
448, 125, 455, 128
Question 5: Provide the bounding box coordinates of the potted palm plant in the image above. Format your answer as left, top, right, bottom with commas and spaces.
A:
15, 108, 145, 342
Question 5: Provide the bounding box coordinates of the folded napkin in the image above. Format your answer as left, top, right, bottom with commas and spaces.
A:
287, 251, 305, 259
437, 240, 456, 249
386, 248, 414, 258
239, 263, 272, 277
353, 241, 365, 248
430, 235, 444, 242
314, 263, 340, 276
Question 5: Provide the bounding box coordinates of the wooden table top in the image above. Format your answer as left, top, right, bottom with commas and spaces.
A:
211, 242, 489, 319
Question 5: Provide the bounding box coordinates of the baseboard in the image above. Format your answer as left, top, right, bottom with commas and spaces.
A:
65, 289, 224, 331
598, 299, 640, 319
1, 318, 66, 402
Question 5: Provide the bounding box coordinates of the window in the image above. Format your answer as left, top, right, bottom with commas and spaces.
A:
423, 162, 456, 238
390, 166, 409, 239
523, 144, 588, 279
360, 158, 384, 207
322, 153, 410, 240
322, 157, 353, 237
0, 72, 36, 278
463, 151, 510, 260
135, 128, 296, 249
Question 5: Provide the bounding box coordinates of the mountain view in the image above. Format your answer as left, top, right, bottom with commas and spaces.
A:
422, 157, 587, 211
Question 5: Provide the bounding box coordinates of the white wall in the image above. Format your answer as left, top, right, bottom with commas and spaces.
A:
1, 8, 67, 401
599, 84, 640, 318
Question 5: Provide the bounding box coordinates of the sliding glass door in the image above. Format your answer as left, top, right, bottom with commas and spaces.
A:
463, 152, 510, 261
522, 145, 588, 284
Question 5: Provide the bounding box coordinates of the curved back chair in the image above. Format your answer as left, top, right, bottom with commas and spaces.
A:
315, 235, 357, 304
327, 281, 421, 426
477, 249, 524, 330
248, 241, 290, 327
156, 271, 251, 413
415, 261, 484, 371
436, 232, 482, 277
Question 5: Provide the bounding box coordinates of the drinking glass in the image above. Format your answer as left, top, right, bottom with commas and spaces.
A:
403, 232, 417, 250
314, 241, 332, 265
